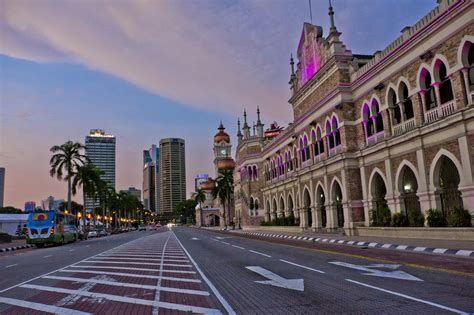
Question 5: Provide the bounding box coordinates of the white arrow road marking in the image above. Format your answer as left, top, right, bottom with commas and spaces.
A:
329, 262, 422, 281
246, 266, 304, 291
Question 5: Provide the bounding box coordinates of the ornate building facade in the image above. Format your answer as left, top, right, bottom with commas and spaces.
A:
234, 0, 474, 230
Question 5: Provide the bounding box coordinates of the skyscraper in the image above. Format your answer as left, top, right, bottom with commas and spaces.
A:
0, 167, 4, 207
85, 129, 116, 212
159, 138, 186, 214
143, 145, 160, 213
120, 187, 142, 201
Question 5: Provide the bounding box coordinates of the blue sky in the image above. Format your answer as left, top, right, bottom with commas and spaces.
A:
0, 0, 435, 208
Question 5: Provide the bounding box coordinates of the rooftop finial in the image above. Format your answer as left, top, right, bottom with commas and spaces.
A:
328, 0, 337, 33
237, 118, 242, 137
290, 54, 295, 76
243, 109, 249, 128
257, 106, 261, 123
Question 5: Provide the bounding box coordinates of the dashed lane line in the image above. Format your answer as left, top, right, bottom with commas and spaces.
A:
346, 279, 468, 314
5, 264, 18, 268
59, 269, 202, 282
221, 241, 231, 245
20, 284, 221, 314
249, 250, 271, 258
0, 296, 91, 315
172, 230, 236, 315
43, 275, 210, 296
279, 259, 326, 274
231, 245, 245, 250
43, 255, 53, 258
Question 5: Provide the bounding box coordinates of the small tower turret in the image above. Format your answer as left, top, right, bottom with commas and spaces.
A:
256, 106, 264, 138
242, 109, 250, 139
237, 118, 243, 142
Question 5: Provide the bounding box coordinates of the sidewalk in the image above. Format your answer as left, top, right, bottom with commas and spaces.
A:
0, 239, 34, 252
220, 228, 474, 258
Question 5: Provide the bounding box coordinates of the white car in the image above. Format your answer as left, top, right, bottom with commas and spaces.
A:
87, 229, 98, 238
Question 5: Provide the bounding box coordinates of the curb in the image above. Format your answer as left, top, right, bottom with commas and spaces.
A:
0, 244, 35, 252
241, 231, 474, 258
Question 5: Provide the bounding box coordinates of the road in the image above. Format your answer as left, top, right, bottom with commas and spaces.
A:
0, 227, 472, 314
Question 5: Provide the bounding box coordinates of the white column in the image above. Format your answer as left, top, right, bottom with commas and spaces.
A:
461, 68, 472, 105
416, 149, 433, 224
384, 159, 397, 214
458, 136, 474, 214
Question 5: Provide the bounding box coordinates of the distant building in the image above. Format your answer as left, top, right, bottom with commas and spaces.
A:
0, 214, 29, 235
85, 129, 116, 212
24, 201, 36, 212
41, 196, 64, 211
120, 187, 141, 201
143, 145, 160, 213
0, 167, 4, 208
159, 138, 186, 214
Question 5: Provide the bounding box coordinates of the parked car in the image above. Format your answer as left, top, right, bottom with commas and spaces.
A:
138, 224, 146, 231
87, 229, 98, 238
97, 228, 107, 237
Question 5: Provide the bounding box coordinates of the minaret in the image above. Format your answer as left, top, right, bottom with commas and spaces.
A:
242, 109, 250, 139
237, 118, 243, 142
289, 54, 297, 92
252, 122, 256, 137
256, 106, 264, 138
327, 0, 341, 43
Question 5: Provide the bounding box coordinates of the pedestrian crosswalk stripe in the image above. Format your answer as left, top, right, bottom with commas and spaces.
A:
93, 257, 190, 263
69, 265, 196, 274
59, 269, 202, 282
20, 284, 221, 314
82, 260, 192, 267
0, 296, 91, 315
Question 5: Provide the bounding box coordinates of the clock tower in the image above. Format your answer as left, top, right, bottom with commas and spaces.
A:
213, 122, 232, 171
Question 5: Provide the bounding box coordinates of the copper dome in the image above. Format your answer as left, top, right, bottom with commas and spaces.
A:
201, 179, 215, 191
214, 122, 230, 143
217, 157, 236, 170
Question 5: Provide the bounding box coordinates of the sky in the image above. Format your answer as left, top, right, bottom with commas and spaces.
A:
0, 0, 435, 209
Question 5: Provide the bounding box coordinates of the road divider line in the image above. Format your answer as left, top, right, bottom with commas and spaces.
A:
346, 279, 468, 314
43, 275, 210, 296
0, 296, 91, 315
221, 241, 230, 245
59, 269, 201, 282
231, 245, 245, 250
43, 255, 53, 258
249, 250, 271, 258
5, 264, 18, 268
172, 230, 236, 315
20, 284, 221, 314
279, 259, 325, 274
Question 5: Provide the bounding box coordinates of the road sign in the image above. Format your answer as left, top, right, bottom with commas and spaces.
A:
246, 266, 304, 291
329, 261, 423, 281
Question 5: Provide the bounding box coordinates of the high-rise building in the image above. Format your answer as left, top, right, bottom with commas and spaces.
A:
85, 129, 116, 212
41, 196, 64, 211
159, 138, 186, 214
120, 187, 142, 201
0, 167, 4, 208
143, 145, 160, 213
24, 201, 36, 212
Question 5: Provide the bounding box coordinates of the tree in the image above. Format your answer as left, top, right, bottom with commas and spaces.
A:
49, 141, 88, 214
96, 181, 116, 232
0, 206, 23, 214
212, 169, 234, 229
174, 199, 197, 223
71, 163, 103, 228
195, 188, 206, 226
59, 201, 82, 214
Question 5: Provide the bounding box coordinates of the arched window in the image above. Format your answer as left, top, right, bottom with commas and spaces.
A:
371, 99, 384, 133
434, 60, 454, 105
332, 117, 341, 146
420, 68, 436, 110
311, 129, 317, 157
254, 199, 259, 210
304, 135, 310, 161
326, 120, 334, 149
247, 166, 252, 181
317, 127, 324, 155
252, 165, 258, 180
362, 103, 374, 136
293, 147, 298, 169
387, 89, 400, 125
469, 43, 474, 87
399, 82, 414, 120
249, 197, 254, 210
299, 137, 305, 162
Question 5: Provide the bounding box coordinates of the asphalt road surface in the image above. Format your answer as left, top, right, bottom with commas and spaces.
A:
0, 226, 472, 314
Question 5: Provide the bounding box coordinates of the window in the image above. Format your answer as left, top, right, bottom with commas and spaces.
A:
371, 99, 384, 134
326, 120, 334, 149
387, 88, 400, 124
399, 82, 414, 120
420, 68, 436, 110
435, 60, 454, 104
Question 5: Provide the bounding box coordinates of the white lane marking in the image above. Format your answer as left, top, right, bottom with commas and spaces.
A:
82, 260, 192, 267
43, 275, 210, 296
5, 264, 18, 268
154, 232, 171, 315
99, 254, 162, 257
191, 237, 200, 240
231, 245, 245, 250
20, 284, 221, 314
60, 269, 201, 282
43, 255, 53, 258
279, 259, 325, 274
0, 232, 155, 293
329, 262, 422, 281
93, 256, 189, 263
0, 296, 91, 315
246, 266, 304, 292
346, 279, 468, 314
69, 249, 75, 252
70, 265, 196, 274
249, 250, 271, 258
221, 241, 230, 245
172, 230, 236, 315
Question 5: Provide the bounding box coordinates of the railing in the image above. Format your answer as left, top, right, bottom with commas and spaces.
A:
366, 131, 385, 146
328, 145, 342, 157
424, 100, 456, 124
392, 118, 416, 136
301, 159, 313, 169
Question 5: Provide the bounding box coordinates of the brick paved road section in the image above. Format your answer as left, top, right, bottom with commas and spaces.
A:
0, 228, 230, 314
173, 227, 474, 314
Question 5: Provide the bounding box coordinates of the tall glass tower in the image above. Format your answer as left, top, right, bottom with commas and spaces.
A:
85, 129, 116, 212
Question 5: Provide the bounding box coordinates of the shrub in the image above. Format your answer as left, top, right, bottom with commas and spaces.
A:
451, 207, 472, 227
408, 210, 425, 227
427, 209, 447, 227
287, 214, 295, 226
370, 208, 392, 227
391, 212, 408, 227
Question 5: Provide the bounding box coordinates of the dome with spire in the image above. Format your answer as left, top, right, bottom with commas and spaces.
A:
217, 157, 236, 170
200, 178, 215, 191
214, 121, 230, 144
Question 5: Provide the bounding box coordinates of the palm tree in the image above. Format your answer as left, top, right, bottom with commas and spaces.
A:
50, 141, 89, 214
71, 163, 103, 229
212, 169, 234, 229
97, 182, 116, 233
195, 188, 206, 226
